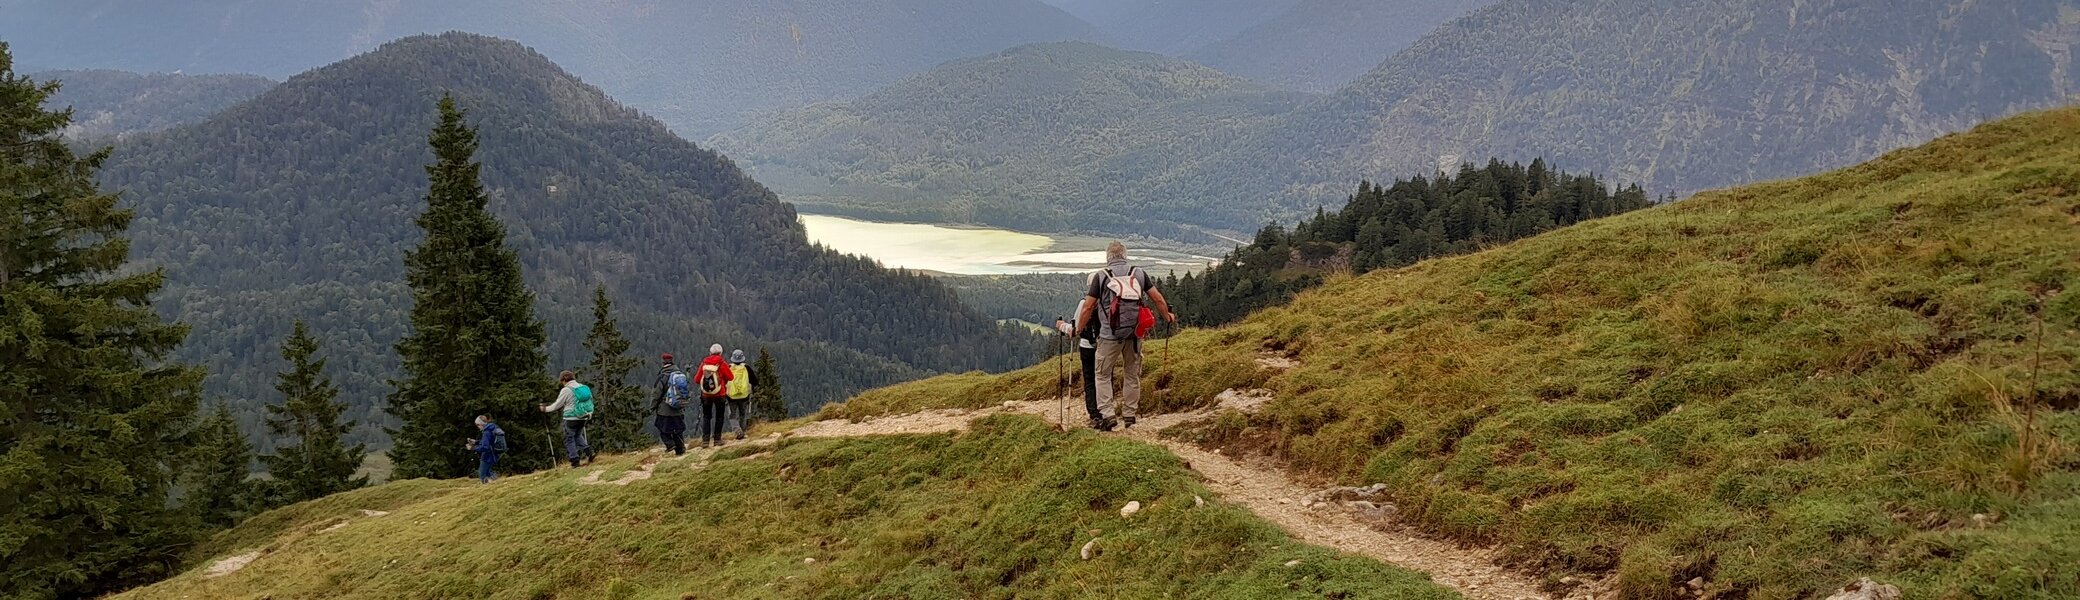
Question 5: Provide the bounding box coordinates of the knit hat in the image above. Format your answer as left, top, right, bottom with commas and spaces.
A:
660, 352, 674, 363
709, 344, 724, 355
731, 349, 746, 363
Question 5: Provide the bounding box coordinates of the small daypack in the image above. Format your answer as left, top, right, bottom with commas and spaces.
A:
1100, 265, 1156, 339
569, 383, 596, 420
726, 364, 751, 400
665, 368, 691, 409
699, 363, 724, 396
490, 427, 509, 454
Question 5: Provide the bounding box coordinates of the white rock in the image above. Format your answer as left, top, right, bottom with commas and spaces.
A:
803, 557, 816, 565
1970, 513, 1993, 527
1687, 577, 1706, 590
1081, 539, 1098, 560
1002, 401, 1018, 409
1283, 560, 1302, 567
1194, 495, 1206, 508
1824, 578, 1902, 600
1120, 501, 1142, 517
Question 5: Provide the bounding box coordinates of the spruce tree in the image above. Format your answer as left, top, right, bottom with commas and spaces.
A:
261, 321, 367, 506
751, 348, 788, 422
185, 404, 259, 529
0, 48, 207, 599
580, 285, 646, 453
385, 95, 552, 479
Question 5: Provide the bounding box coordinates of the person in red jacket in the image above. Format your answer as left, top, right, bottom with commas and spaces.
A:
696, 344, 736, 448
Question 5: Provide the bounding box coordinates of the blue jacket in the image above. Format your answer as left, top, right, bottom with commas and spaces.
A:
476, 423, 504, 457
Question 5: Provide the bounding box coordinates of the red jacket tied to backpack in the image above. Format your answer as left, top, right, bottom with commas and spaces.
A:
697, 353, 735, 398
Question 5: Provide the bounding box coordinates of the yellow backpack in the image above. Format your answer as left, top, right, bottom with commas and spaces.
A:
726, 364, 751, 399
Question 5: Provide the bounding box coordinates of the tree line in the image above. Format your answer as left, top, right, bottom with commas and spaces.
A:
1164, 159, 1659, 326
0, 52, 785, 599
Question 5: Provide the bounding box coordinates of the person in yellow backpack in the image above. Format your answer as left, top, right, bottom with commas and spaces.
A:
725, 349, 757, 440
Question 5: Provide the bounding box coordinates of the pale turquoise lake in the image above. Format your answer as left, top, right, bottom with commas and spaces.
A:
800, 215, 1212, 275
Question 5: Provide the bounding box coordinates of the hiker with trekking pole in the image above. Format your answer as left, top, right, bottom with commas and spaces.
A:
1054, 289, 1104, 430
1074, 241, 1176, 431
540, 370, 597, 468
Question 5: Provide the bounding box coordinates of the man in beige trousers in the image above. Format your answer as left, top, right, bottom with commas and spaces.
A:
1074, 242, 1176, 430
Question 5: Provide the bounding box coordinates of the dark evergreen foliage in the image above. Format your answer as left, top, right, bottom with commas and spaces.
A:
1165, 159, 1655, 326
580, 285, 648, 453
0, 47, 208, 600
385, 95, 554, 480
185, 404, 260, 529
750, 348, 789, 421
259, 321, 367, 506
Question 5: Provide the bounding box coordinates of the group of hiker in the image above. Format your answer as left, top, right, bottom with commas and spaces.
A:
463, 241, 1173, 484
1056, 241, 1177, 432
466, 344, 760, 483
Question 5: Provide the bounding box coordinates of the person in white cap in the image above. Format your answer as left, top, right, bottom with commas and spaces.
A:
695, 344, 736, 448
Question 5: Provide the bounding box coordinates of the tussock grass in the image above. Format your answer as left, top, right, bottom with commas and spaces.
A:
827, 108, 2080, 599
125, 416, 1458, 599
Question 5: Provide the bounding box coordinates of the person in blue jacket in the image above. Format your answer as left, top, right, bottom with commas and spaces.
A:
467, 415, 505, 484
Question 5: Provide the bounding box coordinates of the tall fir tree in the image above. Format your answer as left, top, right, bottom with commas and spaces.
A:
185, 404, 259, 529
580, 285, 646, 453
385, 95, 552, 479
261, 321, 367, 506
751, 348, 788, 422
0, 46, 208, 599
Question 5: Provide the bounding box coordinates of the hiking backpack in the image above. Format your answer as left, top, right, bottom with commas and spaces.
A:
490, 427, 509, 454
726, 364, 751, 400
665, 368, 692, 409
569, 383, 596, 420
699, 363, 724, 396
1100, 265, 1156, 339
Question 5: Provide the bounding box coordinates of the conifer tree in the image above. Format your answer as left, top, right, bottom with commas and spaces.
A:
751, 348, 788, 422
261, 321, 366, 505
386, 95, 552, 479
0, 48, 208, 599
580, 285, 646, 453
185, 404, 259, 529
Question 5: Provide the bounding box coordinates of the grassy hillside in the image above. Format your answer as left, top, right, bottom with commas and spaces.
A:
1, 0, 1106, 136
712, 42, 1315, 237
822, 108, 2080, 598
122, 416, 1459, 600
33, 69, 275, 138
1188, 0, 1499, 92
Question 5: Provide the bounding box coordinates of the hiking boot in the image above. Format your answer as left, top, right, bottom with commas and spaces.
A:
1123, 417, 1137, 429
1089, 418, 1108, 430
736, 431, 747, 441
569, 457, 581, 468
1099, 418, 1119, 432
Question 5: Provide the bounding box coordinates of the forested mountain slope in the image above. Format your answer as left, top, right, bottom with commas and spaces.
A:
32, 69, 274, 138
1188, 0, 1499, 92
1037, 0, 1299, 55
831, 107, 2080, 599
710, 42, 1316, 237
97, 33, 1041, 450
0, 0, 1106, 136
1171, 0, 2080, 222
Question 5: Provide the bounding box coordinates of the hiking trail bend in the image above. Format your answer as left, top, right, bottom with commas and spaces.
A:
771, 353, 1599, 600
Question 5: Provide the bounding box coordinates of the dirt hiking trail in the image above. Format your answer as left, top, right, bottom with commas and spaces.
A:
771, 353, 1604, 600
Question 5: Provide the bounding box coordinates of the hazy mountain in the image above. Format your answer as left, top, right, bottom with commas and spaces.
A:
1188, 0, 1499, 91
96, 33, 1043, 449
1038, 0, 1300, 55
0, 0, 1107, 136
709, 42, 1316, 237
33, 69, 275, 139
1164, 0, 2080, 229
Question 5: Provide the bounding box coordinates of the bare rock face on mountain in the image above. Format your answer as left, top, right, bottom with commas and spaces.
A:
1169, 0, 2080, 223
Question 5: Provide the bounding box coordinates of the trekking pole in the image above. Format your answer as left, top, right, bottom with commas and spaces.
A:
1055, 319, 1066, 430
